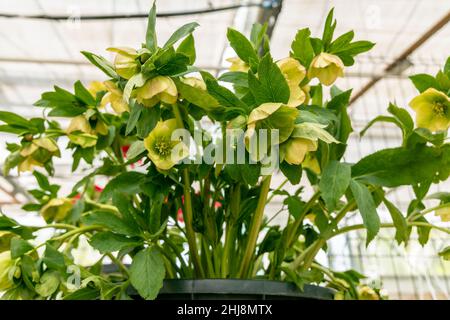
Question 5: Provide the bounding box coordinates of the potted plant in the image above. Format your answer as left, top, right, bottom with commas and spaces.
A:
0, 4, 448, 300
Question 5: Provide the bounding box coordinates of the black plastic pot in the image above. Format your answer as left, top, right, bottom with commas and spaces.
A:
156, 279, 335, 300
104, 265, 334, 300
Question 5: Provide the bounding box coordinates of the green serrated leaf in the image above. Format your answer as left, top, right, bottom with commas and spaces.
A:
145, 2, 157, 51
100, 171, 147, 201
291, 28, 314, 68
176, 34, 196, 64
130, 247, 165, 300
10, 238, 34, 259
81, 51, 118, 79
82, 210, 140, 237
409, 74, 441, 93
227, 28, 258, 64
319, 161, 351, 211
90, 232, 142, 254
164, 22, 199, 49
74, 80, 96, 106
280, 162, 302, 184
349, 180, 380, 245
382, 196, 408, 245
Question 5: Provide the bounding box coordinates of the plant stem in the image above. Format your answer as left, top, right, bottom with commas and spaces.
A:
286, 192, 320, 247
221, 184, 240, 278
238, 175, 272, 278
172, 103, 205, 278
202, 237, 215, 277
310, 262, 342, 285
290, 199, 355, 271
163, 236, 190, 277
331, 222, 450, 237
266, 178, 288, 204
106, 252, 130, 277
36, 223, 77, 231
408, 203, 450, 222
51, 225, 101, 242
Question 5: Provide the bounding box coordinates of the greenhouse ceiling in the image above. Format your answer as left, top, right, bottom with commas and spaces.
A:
0, 0, 449, 207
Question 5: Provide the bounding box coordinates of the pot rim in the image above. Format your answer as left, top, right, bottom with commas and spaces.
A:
159, 279, 335, 299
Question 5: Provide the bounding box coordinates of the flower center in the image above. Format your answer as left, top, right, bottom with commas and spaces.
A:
433, 102, 447, 117
154, 138, 172, 157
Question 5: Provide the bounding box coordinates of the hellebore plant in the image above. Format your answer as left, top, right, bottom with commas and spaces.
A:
0, 5, 449, 300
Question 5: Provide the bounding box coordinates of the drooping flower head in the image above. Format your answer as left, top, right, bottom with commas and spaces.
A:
409, 88, 450, 132
144, 119, 189, 170
277, 57, 308, 107
245, 102, 299, 161
135, 76, 178, 108
40, 198, 73, 223
282, 138, 318, 165
19, 137, 60, 173
101, 81, 130, 114
281, 122, 339, 165
66, 114, 107, 148
308, 52, 344, 86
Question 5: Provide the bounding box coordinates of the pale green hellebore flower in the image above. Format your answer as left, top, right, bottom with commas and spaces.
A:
0, 231, 14, 253
135, 76, 178, 108
303, 153, 321, 173
409, 88, 450, 132
226, 57, 249, 73
40, 198, 73, 223
66, 116, 98, 149
18, 137, 60, 173
245, 102, 299, 161
281, 122, 339, 165
181, 77, 207, 91
144, 119, 189, 170
277, 57, 307, 107
282, 138, 318, 165
435, 205, 450, 222
308, 52, 344, 86
0, 251, 14, 291
101, 81, 130, 114
66, 114, 109, 148
107, 47, 139, 80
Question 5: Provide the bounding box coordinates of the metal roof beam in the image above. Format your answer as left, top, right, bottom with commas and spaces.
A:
349, 10, 450, 105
